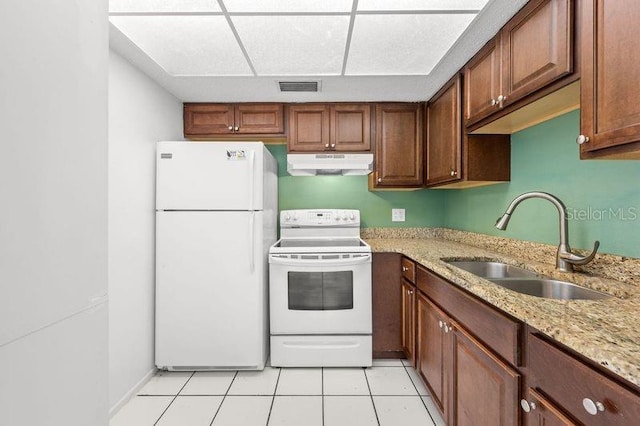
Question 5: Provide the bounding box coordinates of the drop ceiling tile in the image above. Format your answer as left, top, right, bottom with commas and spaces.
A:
232, 16, 350, 76
109, 16, 252, 76
346, 14, 476, 75
109, 0, 221, 13
223, 0, 353, 13
357, 0, 489, 11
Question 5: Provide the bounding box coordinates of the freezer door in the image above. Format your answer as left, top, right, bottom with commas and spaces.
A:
155, 211, 267, 369
156, 141, 264, 211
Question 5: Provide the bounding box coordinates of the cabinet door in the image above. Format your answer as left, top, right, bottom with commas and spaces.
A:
426, 75, 462, 186
521, 388, 577, 426
464, 37, 501, 125
416, 293, 447, 414
235, 104, 284, 134
450, 324, 520, 426
580, 0, 640, 157
501, 0, 573, 104
373, 103, 424, 188
330, 104, 371, 152
288, 104, 330, 152
401, 279, 415, 365
184, 104, 234, 136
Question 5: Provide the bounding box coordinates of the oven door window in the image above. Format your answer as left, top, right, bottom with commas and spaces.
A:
287, 271, 353, 310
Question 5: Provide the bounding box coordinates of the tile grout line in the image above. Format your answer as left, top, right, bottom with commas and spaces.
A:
153, 371, 196, 426
209, 370, 239, 426
321, 367, 325, 426
265, 368, 282, 425
363, 367, 381, 426
403, 364, 438, 426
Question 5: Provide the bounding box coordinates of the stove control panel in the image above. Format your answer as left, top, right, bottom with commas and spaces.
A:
280, 209, 360, 227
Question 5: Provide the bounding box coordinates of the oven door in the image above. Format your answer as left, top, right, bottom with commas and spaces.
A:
269, 253, 372, 335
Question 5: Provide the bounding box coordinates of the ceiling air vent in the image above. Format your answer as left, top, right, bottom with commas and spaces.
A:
277, 81, 321, 92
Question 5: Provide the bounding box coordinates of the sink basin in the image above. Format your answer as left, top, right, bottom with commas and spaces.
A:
489, 278, 610, 300
445, 260, 610, 301
447, 261, 540, 279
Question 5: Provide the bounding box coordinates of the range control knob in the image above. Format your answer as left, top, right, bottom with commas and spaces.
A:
284, 213, 291, 221
349, 213, 355, 220
292, 213, 298, 221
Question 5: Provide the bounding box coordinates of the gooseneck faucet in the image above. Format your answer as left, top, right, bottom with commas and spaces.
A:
495, 191, 599, 272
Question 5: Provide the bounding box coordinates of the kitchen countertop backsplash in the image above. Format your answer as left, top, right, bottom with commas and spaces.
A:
362, 227, 640, 387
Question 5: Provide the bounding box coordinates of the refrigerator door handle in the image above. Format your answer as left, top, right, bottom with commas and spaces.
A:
248, 149, 255, 211
249, 211, 255, 273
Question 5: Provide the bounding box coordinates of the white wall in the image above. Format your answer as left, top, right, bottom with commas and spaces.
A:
0, 1, 109, 425
108, 50, 183, 412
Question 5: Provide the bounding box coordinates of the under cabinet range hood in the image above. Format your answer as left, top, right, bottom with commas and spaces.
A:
287, 153, 374, 176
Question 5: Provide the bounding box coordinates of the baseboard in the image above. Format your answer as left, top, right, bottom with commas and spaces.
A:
109, 367, 157, 418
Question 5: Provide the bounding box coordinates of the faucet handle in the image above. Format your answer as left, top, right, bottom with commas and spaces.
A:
561, 241, 600, 265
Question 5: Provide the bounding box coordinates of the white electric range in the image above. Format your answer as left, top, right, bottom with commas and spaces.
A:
268, 209, 372, 367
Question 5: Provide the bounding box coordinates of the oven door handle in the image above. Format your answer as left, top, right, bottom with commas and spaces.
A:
269, 253, 371, 267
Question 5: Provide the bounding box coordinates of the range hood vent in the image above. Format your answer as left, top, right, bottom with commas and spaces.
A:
287, 153, 373, 176
278, 81, 320, 92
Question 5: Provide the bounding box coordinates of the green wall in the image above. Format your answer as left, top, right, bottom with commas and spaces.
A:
267, 110, 640, 258
444, 110, 640, 258
265, 144, 445, 228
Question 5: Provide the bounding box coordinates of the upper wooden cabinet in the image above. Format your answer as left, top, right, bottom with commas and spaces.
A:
370, 103, 424, 189
464, 0, 574, 127
579, 0, 640, 159
427, 75, 511, 189
184, 103, 284, 137
464, 37, 502, 126
288, 103, 371, 152
427, 76, 463, 186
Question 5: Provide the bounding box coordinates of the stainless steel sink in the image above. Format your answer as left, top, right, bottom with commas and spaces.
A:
488, 278, 610, 300
446, 260, 610, 300
446, 261, 540, 279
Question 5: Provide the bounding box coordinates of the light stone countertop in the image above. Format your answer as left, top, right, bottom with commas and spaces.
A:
365, 236, 640, 388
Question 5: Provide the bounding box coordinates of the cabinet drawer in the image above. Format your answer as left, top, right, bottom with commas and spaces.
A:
416, 266, 521, 366
528, 333, 640, 426
401, 257, 416, 283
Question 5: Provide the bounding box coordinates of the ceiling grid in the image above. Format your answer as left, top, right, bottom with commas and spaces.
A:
108, 0, 529, 101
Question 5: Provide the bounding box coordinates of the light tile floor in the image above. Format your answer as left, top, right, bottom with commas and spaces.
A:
110, 360, 445, 426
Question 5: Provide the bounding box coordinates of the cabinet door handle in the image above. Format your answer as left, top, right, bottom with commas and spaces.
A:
408, 290, 413, 295
402, 266, 407, 272
438, 320, 444, 329
228, 126, 233, 131
520, 399, 536, 413
583, 398, 605, 415
497, 95, 506, 104
490, 98, 497, 106
325, 144, 330, 148
450, 170, 457, 177
377, 177, 382, 183
576, 135, 590, 145
234, 126, 239, 131
331, 143, 336, 148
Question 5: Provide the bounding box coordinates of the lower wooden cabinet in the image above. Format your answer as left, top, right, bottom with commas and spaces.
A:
527, 332, 640, 425
416, 291, 520, 424
371, 253, 403, 358
521, 387, 578, 426
417, 292, 448, 414
401, 279, 416, 367
451, 324, 520, 425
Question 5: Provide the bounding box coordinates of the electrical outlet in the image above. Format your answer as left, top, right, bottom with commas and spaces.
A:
392, 208, 405, 222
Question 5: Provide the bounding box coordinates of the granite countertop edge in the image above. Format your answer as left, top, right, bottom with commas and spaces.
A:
366, 237, 640, 389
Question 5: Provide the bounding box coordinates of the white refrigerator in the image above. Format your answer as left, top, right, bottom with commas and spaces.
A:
155, 141, 278, 370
